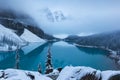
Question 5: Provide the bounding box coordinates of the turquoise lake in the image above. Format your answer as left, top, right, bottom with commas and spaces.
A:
0, 41, 119, 72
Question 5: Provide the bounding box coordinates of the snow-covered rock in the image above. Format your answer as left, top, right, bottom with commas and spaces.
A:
102, 71, 120, 80
57, 66, 120, 80
20, 29, 45, 42
0, 66, 120, 80
46, 69, 59, 80
57, 66, 101, 80
0, 24, 26, 51
0, 69, 52, 80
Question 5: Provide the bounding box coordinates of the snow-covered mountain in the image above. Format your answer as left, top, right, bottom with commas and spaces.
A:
0, 24, 26, 51
20, 29, 45, 42
0, 24, 47, 51
65, 31, 120, 65
57, 66, 120, 80
39, 8, 66, 22
0, 9, 59, 51
54, 11, 66, 22
0, 10, 57, 40
65, 31, 120, 51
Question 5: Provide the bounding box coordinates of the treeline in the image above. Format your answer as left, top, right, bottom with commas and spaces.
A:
0, 35, 22, 51
65, 31, 120, 52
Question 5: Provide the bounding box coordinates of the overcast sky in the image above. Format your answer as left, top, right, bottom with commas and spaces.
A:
0, 0, 120, 35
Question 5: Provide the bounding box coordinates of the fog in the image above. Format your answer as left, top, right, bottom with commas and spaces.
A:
0, 0, 120, 35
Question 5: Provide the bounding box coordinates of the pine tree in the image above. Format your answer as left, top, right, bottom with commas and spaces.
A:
15, 47, 20, 69
45, 47, 53, 74
38, 63, 42, 74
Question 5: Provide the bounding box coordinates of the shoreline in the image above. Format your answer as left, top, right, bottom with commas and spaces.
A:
74, 43, 120, 65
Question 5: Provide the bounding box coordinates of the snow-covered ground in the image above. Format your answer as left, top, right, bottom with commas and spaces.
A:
57, 66, 101, 80
0, 66, 120, 80
20, 29, 45, 42
0, 69, 52, 80
57, 66, 120, 80
0, 24, 26, 51
102, 71, 120, 80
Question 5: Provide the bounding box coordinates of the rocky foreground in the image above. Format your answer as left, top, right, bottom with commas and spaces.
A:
0, 66, 120, 80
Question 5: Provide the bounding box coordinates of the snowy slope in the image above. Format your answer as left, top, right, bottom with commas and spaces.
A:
20, 29, 45, 42
0, 69, 52, 80
0, 24, 25, 51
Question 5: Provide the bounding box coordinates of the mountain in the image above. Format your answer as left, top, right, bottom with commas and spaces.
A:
65, 31, 120, 52
20, 29, 45, 42
0, 24, 26, 51
0, 9, 57, 41
54, 11, 66, 22
0, 8, 60, 51
39, 8, 66, 22
65, 31, 120, 65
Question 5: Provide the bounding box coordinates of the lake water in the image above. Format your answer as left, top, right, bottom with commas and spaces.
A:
0, 41, 119, 72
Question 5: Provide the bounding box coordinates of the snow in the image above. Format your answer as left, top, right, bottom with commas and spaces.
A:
0, 24, 24, 44
53, 10, 66, 22
20, 29, 46, 54
0, 66, 120, 80
0, 24, 26, 51
0, 69, 52, 80
57, 66, 101, 80
0, 44, 17, 51
102, 71, 120, 80
20, 29, 45, 42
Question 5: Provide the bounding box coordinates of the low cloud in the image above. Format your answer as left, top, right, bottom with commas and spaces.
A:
0, 0, 120, 35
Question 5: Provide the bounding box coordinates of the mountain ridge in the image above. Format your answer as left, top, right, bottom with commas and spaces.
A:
0, 9, 57, 41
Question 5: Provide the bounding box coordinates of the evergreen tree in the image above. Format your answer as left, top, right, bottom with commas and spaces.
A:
38, 63, 42, 74
15, 47, 20, 69
45, 47, 53, 74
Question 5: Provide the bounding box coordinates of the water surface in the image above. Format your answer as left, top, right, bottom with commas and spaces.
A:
0, 41, 119, 72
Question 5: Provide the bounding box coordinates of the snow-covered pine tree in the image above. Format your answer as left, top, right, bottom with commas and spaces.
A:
38, 63, 42, 74
45, 47, 53, 74
15, 46, 20, 69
